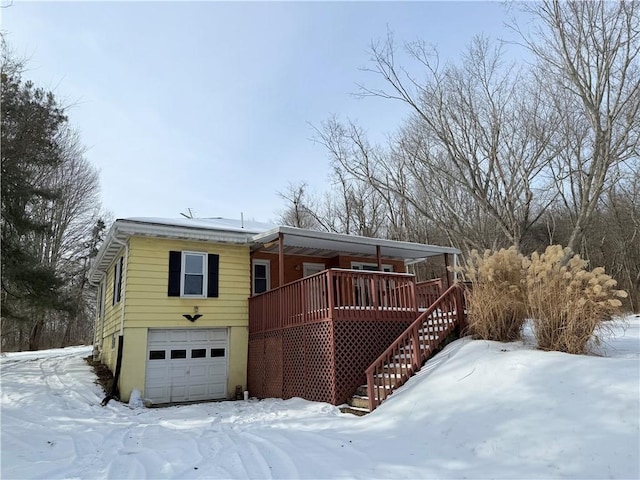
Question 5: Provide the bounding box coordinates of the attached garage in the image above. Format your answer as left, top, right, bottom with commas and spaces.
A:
145, 328, 228, 404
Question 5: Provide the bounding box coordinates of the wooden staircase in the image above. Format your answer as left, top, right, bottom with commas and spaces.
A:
342, 283, 467, 415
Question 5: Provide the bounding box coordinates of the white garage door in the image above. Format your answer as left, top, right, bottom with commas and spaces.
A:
145, 328, 228, 404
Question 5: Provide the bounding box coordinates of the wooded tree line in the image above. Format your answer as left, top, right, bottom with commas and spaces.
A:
1, 43, 105, 351
279, 1, 640, 310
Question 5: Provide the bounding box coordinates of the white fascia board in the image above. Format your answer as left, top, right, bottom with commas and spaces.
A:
115, 219, 254, 244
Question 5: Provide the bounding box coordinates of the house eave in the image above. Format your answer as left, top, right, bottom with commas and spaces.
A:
250, 226, 461, 263
88, 218, 255, 284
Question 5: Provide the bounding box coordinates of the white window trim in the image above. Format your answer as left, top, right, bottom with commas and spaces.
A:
351, 261, 394, 272
181, 251, 208, 298
303, 262, 325, 277
252, 259, 271, 295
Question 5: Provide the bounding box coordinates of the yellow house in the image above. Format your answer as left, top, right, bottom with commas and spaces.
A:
89, 217, 275, 404
90, 217, 461, 406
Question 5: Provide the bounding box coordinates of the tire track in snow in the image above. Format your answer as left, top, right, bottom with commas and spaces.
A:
237, 430, 301, 479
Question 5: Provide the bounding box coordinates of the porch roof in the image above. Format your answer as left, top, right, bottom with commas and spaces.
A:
250, 226, 460, 262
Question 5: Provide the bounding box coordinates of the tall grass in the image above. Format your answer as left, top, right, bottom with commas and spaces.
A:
458, 247, 528, 342
526, 245, 627, 353
457, 245, 627, 353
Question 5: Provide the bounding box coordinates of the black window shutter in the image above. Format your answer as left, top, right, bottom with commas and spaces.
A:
207, 254, 219, 298
116, 257, 123, 302
112, 261, 117, 305
168, 251, 182, 297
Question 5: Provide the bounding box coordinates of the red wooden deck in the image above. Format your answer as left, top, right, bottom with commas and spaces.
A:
248, 269, 445, 405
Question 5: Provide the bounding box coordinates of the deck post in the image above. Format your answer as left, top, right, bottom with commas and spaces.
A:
456, 284, 468, 336
411, 326, 421, 369
409, 277, 417, 313
278, 232, 285, 288
443, 253, 451, 289
376, 245, 382, 271
371, 276, 380, 319
278, 232, 285, 328
327, 270, 334, 320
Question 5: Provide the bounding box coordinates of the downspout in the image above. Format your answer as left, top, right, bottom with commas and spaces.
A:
88, 271, 106, 359
102, 233, 129, 406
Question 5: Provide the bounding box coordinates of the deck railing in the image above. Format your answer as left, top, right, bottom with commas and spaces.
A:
364, 283, 467, 411
249, 269, 419, 334
415, 278, 443, 309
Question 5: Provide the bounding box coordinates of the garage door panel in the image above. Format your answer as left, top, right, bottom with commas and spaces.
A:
169, 330, 189, 342
147, 365, 170, 380
208, 383, 226, 396
170, 385, 187, 399
148, 330, 168, 343
145, 328, 228, 404
146, 387, 169, 404
188, 384, 207, 397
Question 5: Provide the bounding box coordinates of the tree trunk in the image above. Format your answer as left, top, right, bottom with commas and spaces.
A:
28, 318, 44, 351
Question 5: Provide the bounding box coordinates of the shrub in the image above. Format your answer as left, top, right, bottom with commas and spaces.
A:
457, 247, 528, 342
525, 245, 628, 354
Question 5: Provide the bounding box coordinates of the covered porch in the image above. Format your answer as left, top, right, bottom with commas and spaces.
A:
247, 226, 461, 405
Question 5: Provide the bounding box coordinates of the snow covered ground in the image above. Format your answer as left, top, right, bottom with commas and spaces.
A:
2, 316, 638, 480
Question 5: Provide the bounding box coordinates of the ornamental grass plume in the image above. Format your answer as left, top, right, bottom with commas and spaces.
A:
525, 245, 628, 354
456, 247, 528, 342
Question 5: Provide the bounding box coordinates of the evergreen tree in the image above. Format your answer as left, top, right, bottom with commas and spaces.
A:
1, 52, 70, 338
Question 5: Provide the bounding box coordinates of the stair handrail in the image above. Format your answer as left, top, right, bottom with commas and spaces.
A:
364, 282, 466, 411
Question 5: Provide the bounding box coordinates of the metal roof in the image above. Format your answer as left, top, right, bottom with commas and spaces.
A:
89, 219, 460, 284
89, 218, 262, 284
250, 226, 460, 261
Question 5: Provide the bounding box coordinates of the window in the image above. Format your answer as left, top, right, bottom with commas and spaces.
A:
303, 263, 325, 277
191, 349, 206, 358
149, 350, 166, 360
211, 348, 225, 357
182, 252, 207, 297
171, 349, 187, 359
168, 251, 219, 298
113, 257, 123, 304
351, 262, 393, 272
252, 259, 270, 295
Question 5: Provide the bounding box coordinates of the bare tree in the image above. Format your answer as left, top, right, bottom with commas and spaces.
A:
277, 182, 325, 230
327, 35, 557, 251
514, 0, 640, 255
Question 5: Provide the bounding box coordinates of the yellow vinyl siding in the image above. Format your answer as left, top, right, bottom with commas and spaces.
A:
124, 237, 250, 328
114, 236, 250, 401
97, 247, 127, 371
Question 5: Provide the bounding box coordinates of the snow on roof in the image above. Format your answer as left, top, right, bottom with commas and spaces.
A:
123, 217, 277, 234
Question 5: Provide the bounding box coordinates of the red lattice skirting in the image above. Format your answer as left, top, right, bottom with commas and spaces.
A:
248, 317, 414, 405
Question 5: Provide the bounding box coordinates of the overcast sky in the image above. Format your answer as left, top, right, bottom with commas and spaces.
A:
3, 1, 522, 223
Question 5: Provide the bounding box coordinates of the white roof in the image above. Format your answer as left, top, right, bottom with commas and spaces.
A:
89, 218, 460, 284
251, 226, 460, 260
89, 217, 275, 283
125, 217, 277, 234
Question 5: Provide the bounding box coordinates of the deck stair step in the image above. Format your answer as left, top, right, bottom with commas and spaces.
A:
339, 405, 369, 416
347, 394, 371, 409
343, 283, 467, 415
